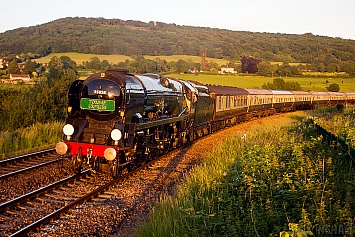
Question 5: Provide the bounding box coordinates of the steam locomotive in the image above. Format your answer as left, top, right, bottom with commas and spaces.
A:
55, 69, 355, 177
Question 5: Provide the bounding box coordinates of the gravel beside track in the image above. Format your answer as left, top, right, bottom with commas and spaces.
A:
30, 115, 283, 237
0, 159, 73, 204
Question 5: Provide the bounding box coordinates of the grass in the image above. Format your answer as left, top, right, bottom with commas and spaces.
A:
136, 113, 306, 236
136, 111, 355, 236
271, 61, 307, 66
166, 73, 355, 92
0, 121, 64, 159
35, 53, 229, 66
35, 52, 134, 64
144, 55, 229, 66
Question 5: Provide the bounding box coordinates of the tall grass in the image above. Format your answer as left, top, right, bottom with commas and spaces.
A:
0, 121, 64, 159
137, 111, 355, 236
313, 105, 355, 146
136, 113, 306, 236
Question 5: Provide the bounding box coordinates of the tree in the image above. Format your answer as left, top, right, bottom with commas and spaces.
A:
1, 56, 78, 131
89, 56, 101, 70
168, 61, 176, 72
155, 57, 169, 72
275, 63, 291, 77
272, 78, 286, 89
175, 59, 189, 73
136, 59, 158, 73
60, 56, 77, 72
48, 56, 63, 79
290, 65, 302, 75
23, 60, 37, 76
262, 78, 302, 91
214, 47, 223, 59
100, 60, 111, 70
241, 57, 261, 74
7, 60, 21, 74
341, 60, 355, 77
207, 61, 219, 72
257, 61, 274, 76
327, 83, 340, 92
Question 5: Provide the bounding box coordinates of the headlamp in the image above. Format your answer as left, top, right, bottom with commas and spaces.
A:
104, 148, 117, 161
63, 124, 74, 136
111, 129, 122, 141
55, 142, 68, 155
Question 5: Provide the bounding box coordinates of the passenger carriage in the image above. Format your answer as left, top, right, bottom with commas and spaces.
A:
292, 91, 313, 110
207, 85, 249, 128
311, 92, 331, 107
271, 90, 295, 113
244, 89, 274, 117
345, 92, 355, 105
327, 92, 347, 106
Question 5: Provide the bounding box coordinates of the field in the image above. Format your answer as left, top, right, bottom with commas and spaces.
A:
144, 54, 229, 66
35, 53, 229, 65
167, 73, 355, 92
35, 52, 134, 64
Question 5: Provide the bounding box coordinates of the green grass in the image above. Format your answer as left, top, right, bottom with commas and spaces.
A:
271, 61, 307, 66
136, 113, 303, 236
167, 73, 355, 92
35, 53, 229, 66
144, 55, 229, 66
35, 52, 134, 64
137, 111, 355, 236
0, 121, 64, 159
168, 73, 274, 89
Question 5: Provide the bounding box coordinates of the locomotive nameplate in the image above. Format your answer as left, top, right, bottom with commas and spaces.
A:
80, 98, 115, 111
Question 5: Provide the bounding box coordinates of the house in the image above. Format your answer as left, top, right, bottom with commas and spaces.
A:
10, 74, 31, 82
219, 67, 236, 74
2, 74, 32, 84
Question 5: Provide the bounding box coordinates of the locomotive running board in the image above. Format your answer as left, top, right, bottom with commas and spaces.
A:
135, 114, 189, 130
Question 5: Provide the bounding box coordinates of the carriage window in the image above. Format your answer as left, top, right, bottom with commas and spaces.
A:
226, 96, 230, 108
218, 96, 222, 110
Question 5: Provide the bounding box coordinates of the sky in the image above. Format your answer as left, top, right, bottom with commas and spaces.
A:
1, 0, 355, 40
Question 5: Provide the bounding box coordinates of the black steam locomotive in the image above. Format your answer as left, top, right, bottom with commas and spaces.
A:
55, 69, 355, 177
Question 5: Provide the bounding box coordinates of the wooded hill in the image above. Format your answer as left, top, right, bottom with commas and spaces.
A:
1, 17, 355, 67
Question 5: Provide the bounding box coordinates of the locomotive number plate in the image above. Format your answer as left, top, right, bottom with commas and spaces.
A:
80, 98, 115, 111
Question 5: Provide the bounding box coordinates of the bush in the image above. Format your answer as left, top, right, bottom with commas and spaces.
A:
327, 83, 340, 92
336, 103, 345, 113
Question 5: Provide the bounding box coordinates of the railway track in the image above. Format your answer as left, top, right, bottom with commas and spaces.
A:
0, 144, 184, 237
0, 149, 61, 180
0, 170, 105, 236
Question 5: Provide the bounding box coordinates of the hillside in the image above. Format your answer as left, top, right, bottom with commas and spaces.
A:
1, 17, 355, 67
